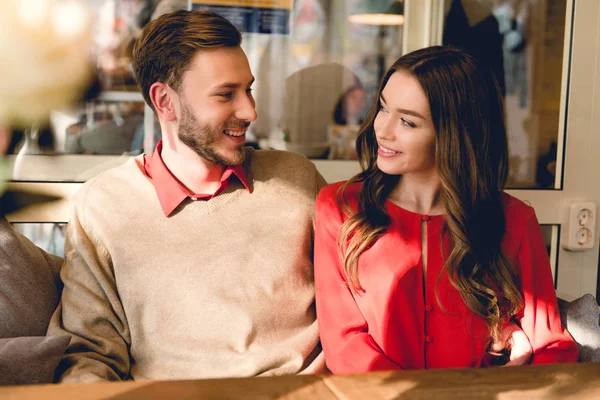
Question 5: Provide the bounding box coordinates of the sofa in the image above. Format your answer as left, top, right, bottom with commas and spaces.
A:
0, 216, 69, 386
1, 213, 599, 385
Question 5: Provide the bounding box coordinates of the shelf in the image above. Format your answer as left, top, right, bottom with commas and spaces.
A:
6, 155, 361, 184
97, 91, 145, 102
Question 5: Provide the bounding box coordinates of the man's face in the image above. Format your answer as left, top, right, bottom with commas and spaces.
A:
176, 46, 257, 166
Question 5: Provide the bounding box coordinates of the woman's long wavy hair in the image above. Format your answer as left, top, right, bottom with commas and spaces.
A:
338, 46, 523, 344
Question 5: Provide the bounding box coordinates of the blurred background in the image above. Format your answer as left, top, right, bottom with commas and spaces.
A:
0, 0, 574, 261
2, 1, 568, 186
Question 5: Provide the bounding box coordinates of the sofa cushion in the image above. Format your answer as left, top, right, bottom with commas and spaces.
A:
0, 336, 70, 385
0, 217, 63, 338
559, 293, 600, 362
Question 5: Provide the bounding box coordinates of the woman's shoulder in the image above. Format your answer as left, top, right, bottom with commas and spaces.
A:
500, 193, 540, 246
316, 180, 363, 217
317, 180, 362, 203
501, 192, 536, 221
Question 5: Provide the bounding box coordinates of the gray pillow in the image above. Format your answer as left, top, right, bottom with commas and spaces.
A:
0, 336, 70, 385
0, 217, 63, 338
559, 293, 600, 362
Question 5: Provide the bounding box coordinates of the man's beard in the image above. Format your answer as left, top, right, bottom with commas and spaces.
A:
178, 102, 248, 166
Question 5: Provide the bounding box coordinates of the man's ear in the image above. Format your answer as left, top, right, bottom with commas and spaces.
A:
149, 83, 178, 122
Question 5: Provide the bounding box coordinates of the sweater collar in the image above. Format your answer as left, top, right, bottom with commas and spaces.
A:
143, 140, 251, 217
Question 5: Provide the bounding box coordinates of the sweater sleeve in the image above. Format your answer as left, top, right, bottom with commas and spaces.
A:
47, 197, 131, 382
517, 210, 579, 364
314, 184, 401, 374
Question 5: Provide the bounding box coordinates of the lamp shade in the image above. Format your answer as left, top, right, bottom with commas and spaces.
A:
348, 0, 405, 26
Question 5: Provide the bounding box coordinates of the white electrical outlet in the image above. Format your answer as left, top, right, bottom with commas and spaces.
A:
561, 202, 596, 251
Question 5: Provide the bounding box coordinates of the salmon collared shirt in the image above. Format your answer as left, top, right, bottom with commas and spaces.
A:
143, 140, 251, 217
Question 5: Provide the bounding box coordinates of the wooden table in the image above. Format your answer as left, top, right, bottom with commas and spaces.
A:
1, 362, 599, 400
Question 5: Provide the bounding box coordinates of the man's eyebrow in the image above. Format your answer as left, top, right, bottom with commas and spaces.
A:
211, 77, 255, 90
380, 93, 427, 120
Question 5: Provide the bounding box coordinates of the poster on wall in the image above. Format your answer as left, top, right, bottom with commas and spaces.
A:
190, 0, 292, 34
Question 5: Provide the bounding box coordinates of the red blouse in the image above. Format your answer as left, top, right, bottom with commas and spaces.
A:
314, 181, 578, 374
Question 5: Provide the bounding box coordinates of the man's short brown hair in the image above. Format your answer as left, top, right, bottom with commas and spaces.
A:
132, 10, 242, 110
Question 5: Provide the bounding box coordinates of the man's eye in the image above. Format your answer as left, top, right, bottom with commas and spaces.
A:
217, 93, 233, 99
246, 88, 253, 94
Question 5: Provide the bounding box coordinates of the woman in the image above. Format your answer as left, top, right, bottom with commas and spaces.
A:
314, 46, 577, 373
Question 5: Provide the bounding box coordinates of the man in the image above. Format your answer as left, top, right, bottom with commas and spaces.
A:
48, 10, 326, 382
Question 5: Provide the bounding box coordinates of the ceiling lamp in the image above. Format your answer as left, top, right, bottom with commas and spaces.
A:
348, 0, 405, 26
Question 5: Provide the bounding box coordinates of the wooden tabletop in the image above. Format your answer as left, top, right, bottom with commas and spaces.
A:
1, 362, 599, 400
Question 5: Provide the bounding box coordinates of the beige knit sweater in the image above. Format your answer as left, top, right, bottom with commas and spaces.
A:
48, 148, 327, 382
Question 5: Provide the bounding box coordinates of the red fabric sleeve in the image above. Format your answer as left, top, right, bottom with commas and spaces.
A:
517, 210, 579, 364
314, 185, 401, 374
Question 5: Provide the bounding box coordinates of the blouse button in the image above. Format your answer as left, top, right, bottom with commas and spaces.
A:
425, 335, 434, 343
422, 215, 430, 221
425, 304, 434, 312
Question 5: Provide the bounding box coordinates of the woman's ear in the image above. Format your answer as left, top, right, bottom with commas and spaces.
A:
149, 83, 177, 122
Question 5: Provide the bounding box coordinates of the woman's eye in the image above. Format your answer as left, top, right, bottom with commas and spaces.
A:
218, 93, 233, 99
400, 117, 415, 128
380, 106, 389, 114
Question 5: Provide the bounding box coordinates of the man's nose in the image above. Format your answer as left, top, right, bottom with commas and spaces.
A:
236, 94, 257, 122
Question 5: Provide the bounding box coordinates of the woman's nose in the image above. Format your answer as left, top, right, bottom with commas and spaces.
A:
375, 116, 396, 141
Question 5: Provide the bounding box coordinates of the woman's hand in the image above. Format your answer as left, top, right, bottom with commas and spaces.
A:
490, 321, 533, 366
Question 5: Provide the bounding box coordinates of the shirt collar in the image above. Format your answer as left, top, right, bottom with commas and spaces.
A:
143, 140, 251, 217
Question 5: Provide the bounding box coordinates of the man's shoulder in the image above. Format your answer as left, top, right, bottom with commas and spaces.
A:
74, 156, 146, 204
248, 148, 315, 169
246, 148, 318, 180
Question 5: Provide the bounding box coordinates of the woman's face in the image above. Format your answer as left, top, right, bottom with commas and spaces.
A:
373, 70, 437, 177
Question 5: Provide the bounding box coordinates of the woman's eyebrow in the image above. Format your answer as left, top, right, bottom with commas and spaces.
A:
380, 94, 427, 120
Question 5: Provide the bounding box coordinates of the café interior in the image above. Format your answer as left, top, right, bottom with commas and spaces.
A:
1, 0, 599, 398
